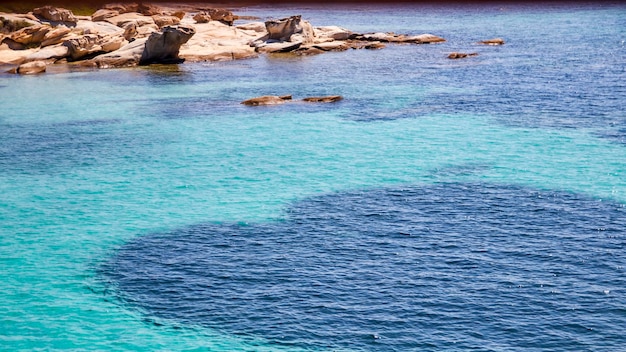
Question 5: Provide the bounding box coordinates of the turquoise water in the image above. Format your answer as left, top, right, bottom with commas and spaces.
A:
1, 3, 625, 351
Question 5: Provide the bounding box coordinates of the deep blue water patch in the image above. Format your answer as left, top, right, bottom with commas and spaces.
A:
102, 183, 626, 351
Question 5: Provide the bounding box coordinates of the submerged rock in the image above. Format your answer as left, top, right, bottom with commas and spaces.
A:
447, 52, 478, 59
302, 95, 343, 103
241, 95, 293, 106
478, 38, 505, 45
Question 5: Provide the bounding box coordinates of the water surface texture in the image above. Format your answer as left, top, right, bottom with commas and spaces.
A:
1, 3, 625, 351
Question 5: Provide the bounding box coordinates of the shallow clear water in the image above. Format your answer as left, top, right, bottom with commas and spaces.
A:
1, 3, 625, 351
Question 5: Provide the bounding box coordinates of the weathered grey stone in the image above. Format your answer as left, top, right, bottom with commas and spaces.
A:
140, 25, 195, 65
266, 15, 303, 41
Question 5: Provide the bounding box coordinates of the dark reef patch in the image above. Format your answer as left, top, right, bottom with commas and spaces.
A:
101, 183, 626, 351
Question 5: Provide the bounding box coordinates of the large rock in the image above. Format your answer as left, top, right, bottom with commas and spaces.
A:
33, 6, 77, 25
179, 22, 259, 62
75, 20, 124, 36
265, 15, 303, 41
24, 44, 69, 62
64, 34, 125, 60
40, 26, 72, 47
1, 13, 40, 34
0, 43, 38, 64
101, 3, 139, 14
105, 13, 156, 28
137, 3, 163, 16
92, 37, 146, 68
255, 41, 302, 54
251, 15, 315, 53
140, 25, 195, 65
7, 24, 50, 45
152, 15, 180, 28
194, 9, 237, 26
356, 32, 445, 44
16, 60, 46, 74
100, 3, 160, 16
91, 9, 119, 22
315, 26, 353, 41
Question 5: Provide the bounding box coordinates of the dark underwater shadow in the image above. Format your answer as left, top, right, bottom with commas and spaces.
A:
100, 182, 626, 351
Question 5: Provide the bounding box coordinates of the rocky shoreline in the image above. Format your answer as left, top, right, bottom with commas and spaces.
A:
0, 3, 464, 75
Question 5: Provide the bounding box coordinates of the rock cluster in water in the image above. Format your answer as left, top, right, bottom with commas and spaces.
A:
0, 3, 450, 74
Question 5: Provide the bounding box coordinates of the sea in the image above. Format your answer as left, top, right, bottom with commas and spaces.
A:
1, 2, 625, 351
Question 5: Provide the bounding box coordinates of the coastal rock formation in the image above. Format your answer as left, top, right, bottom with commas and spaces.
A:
33, 6, 77, 25
447, 52, 478, 59
478, 38, 505, 45
1, 4, 457, 73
